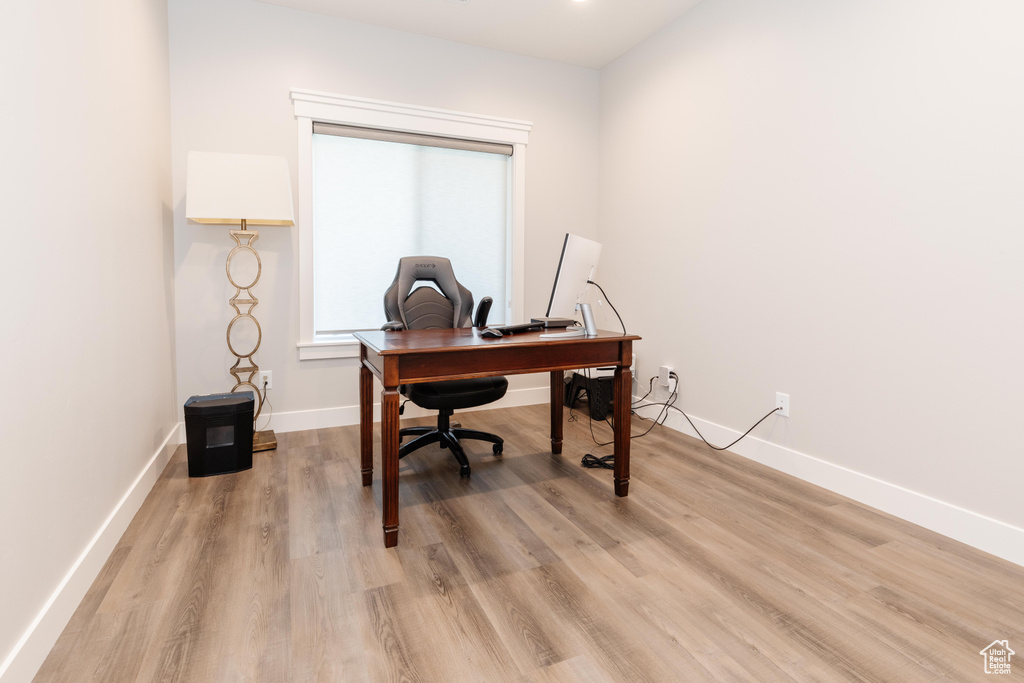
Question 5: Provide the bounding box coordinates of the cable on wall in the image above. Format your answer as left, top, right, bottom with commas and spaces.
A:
586, 280, 626, 334
579, 371, 782, 468
257, 378, 274, 433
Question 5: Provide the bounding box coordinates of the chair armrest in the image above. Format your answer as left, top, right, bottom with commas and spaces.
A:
474, 297, 493, 328
381, 321, 405, 332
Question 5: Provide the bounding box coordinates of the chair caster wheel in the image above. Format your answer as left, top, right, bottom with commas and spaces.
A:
492, 443, 503, 456
459, 465, 471, 477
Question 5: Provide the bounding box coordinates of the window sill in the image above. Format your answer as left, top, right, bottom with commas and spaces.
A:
297, 335, 360, 360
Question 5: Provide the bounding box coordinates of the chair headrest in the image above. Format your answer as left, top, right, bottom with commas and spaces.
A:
387, 256, 472, 328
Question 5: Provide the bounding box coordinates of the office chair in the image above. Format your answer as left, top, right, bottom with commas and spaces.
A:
381, 256, 507, 477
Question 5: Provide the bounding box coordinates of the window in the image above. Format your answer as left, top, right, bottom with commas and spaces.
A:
312, 125, 510, 334
292, 90, 532, 359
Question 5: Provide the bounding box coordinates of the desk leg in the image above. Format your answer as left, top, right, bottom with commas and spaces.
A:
550, 371, 563, 454
613, 364, 631, 497
359, 363, 373, 487
381, 386, 400, 547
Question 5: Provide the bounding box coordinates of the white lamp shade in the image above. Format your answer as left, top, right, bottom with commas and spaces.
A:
186, 151, 295, 226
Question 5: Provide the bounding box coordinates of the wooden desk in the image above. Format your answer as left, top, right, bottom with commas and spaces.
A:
354, 328, 640, 547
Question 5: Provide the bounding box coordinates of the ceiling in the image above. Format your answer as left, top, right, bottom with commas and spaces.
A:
259, 0, 703, 69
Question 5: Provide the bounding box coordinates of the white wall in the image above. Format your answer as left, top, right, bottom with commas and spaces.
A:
599, 0, 1024, 557
0, 0, 179, 679
168, 0, 601, 424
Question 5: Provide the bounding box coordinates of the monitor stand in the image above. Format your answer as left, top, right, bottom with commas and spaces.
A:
539, 328, 586, 339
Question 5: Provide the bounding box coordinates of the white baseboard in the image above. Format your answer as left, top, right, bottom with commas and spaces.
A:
0, 425, 182, 683
632, 400, 1024, 568
250, 384, 551, 436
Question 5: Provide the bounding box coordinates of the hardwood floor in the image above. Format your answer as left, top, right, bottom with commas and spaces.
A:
36, 404, 1024, 681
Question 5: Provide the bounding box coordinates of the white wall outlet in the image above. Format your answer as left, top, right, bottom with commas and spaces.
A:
659, 365, 673, 387
260, 371, 273, 391
775, 391, 790, 418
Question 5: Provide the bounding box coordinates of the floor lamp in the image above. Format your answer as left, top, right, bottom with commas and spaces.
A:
185, 151, 294, 452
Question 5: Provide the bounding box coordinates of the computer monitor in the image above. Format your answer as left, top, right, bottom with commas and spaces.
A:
537, 234, 602, 338
545, 233, 602, 319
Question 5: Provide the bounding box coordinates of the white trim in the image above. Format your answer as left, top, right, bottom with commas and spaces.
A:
297, 337, 360, 360
632, 400, 1024, 568
291, 89, 533, 348
510, 143, 527, 323
295, 113, 315, 356
254, 384, 549, 435
0, 425, 182, 682
291, 89, 531, 145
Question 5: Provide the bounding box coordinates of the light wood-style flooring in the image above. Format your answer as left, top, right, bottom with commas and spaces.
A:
37, 404, 1024, 681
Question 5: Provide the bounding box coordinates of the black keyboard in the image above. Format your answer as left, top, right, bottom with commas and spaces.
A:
491, 322, 544, 335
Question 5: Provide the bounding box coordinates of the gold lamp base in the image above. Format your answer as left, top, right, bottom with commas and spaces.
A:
254, 429, 277, 452
225, 222, 276, 452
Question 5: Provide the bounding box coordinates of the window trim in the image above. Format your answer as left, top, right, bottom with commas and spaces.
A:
291, 88, 532, 360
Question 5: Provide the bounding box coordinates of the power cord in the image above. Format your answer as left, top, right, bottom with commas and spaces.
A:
583, 371, 678, 449
581, 453, 615, 469
579, 370, 676, 468
257, 376, 274, 433
633, 375, 658, 405
586, 280, 626, 334
662, 403, 781, 452
580, 371, 783, 467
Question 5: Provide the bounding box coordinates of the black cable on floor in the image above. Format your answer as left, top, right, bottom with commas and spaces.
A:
581, 453, 615, 469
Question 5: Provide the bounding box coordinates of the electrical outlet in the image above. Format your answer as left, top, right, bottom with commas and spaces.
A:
260, 371, 273, 390
775, 392, 790, 418
659, 365, 673, 387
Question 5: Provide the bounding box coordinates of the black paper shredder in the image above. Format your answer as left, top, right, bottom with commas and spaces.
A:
184, 392, 254, 477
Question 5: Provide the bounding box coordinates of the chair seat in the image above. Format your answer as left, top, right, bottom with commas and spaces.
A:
404, 377, 508, 411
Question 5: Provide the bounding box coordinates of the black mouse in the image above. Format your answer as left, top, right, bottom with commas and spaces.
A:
481, 327, 504, 338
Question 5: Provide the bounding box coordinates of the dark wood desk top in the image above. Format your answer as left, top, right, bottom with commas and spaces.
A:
353, 328, 641, 356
